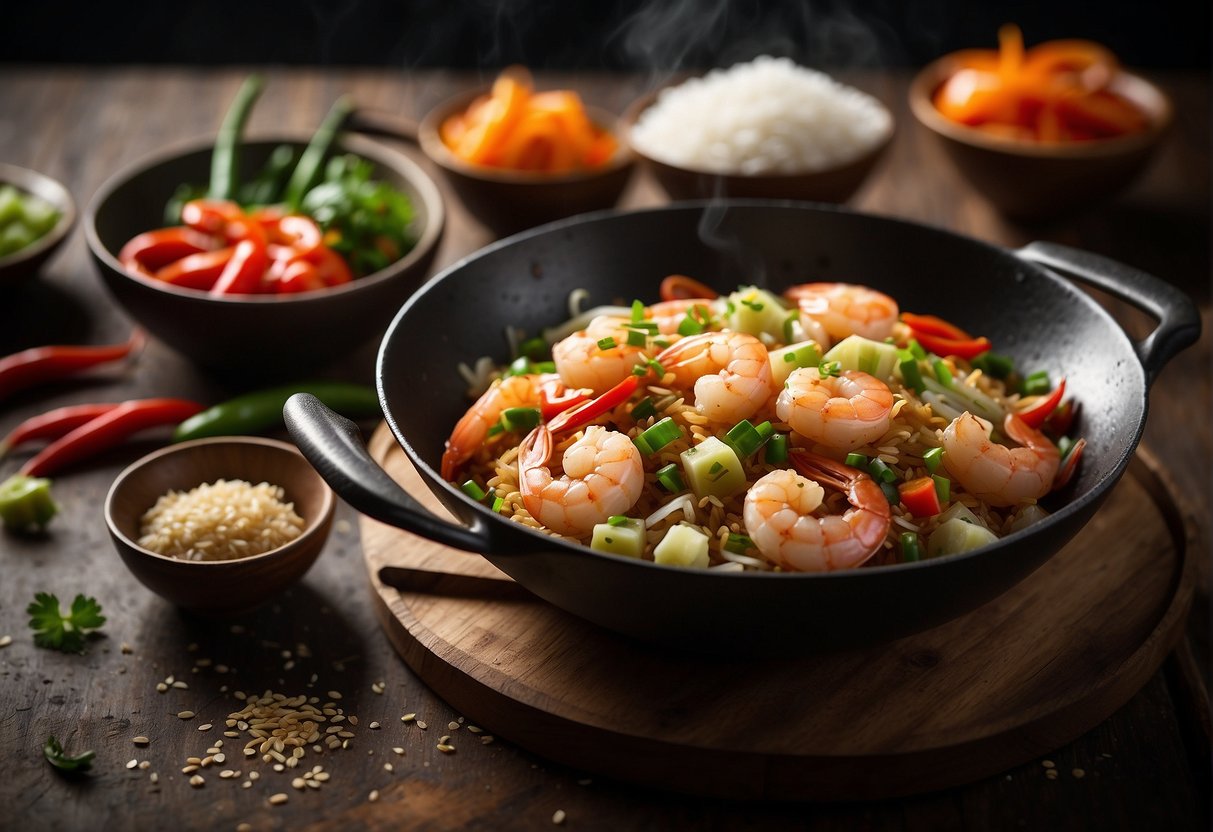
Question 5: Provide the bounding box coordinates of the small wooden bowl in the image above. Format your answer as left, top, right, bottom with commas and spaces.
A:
0, 163, 76, 285
908, 56, 1172, 222
104, 436, 336, 616
621, 88, 893, 204
415, 90, 636, 235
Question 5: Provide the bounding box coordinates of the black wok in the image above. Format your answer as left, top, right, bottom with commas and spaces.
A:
284, 201, 1198, 653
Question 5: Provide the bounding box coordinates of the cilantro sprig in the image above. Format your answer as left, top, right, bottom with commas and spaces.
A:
44, 736, 95, 773
27, 593, 105, 654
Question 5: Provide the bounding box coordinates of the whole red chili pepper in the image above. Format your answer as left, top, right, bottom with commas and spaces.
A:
0, 330, 146, 403
0, 403, 122, 458
20, 398, 204, 478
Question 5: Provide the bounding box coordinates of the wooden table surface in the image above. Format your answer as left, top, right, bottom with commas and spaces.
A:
1, 67, 1209, 831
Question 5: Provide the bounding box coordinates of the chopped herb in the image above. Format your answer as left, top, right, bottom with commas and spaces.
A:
597, 336, 617, 351
1022, 370, 1051, 396
518, 336, 549, 362
487, 423, 505, 438
532, 360, 556, 374
460, 480, 487, 501
932, 474, 951, 503
845, 452, 868, 469
630, 299, 645, 324
764, 433, 789, 464
867, 458, 896, 484
923, 447, 944, 473
707, 461, 731, 482
490, 496, 505, 512
656, 463, 685, 493
724, 533, 754, 554
741, 299, 764, 312
500, 407, 541, 433
818, 360, 841, 378
503, 356, 531, 377
630, 397, 657, 422
27, 592, 105, 654
908, 339, 927, 360
782, 311, 798, 345
898, 352, 924, 393
677, 313, 704, 337
44, 736, 95, 773
933, 359, 953, 387
607, 515, 629, 527
724, 419, 773, 458
971, 351, 1015, 379
880, 481, 901, 504
637, 417, 683, 454
625, 328, 647, 348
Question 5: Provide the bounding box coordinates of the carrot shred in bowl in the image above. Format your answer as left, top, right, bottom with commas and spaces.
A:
440, 66, 618, 173
932, 24, 1151, 142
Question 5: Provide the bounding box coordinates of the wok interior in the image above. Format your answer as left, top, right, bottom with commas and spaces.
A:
380, 203, 1144, 522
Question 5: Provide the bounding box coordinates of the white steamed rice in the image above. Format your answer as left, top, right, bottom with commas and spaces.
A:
630, 55, 892, 175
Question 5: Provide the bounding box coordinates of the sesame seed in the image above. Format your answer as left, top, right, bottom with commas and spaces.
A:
292, 778, 307, 790
126, 759, 138, 769
268, 793, 288, 806
313, 772, 330, 782
165, 675, 175, 685
401, 713, 416, 723
156, 683, 168, 693
447, 721, 460, 731
553, 809, 567, 825
369, 722, 381, 730
437, 744, 455, 754
189, 775, 205, 788
480, 735, 495, 745
198, 723, 213, 731
467, 725, 483, 734
0, 636, 13, 648
177, 710, 195, 720
1041, 760, 1055, 769
439, 735, 451, 744
237, 824, 252, 832
416, 721, 427, 730
392, 747, 404, 755
327, 690, 342, 700
384, 763, 394, 772
1073, 768, 1086, 778
149, 773, 158, 784
249, 771, 260, 781
132, 736, 150, 746
368, 789, 379, 802
138, 761, 150, 770
182, 765, 199, 774
172, 680, 189, 689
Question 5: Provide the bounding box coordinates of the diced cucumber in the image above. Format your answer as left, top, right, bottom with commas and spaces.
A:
768, 340, 823, 386
0, 474, 58, 532
590, 517, 646, 558
927, 517, 999, 557
823, 335, 901, 381
653, 523, 710, 568
680, 436, 746, 499
1008, 503, 1050, 533
936, 501, 985, 528
725, 286, 789, 339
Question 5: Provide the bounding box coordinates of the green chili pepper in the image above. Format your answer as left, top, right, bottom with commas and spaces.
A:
208, 74, 265, 201
285, 94, 355, 212
173, 381, 379, 442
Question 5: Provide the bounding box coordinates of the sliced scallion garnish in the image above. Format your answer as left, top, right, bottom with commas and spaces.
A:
900, 532, 921, 562
923, 447, 944, 473
630, 397, 657, 422
461, 480, 487, 501
500, 407, 541, 433
764, 433, 788, 464
845, 452, 868, 469
655, 463, 685, 493
724, 533, 754, 554
637, 417, 683, 455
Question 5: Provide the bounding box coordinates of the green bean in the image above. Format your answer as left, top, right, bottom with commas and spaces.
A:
208, 74, 265, 201
172, 381, 379, 443
284, 94, 354, 212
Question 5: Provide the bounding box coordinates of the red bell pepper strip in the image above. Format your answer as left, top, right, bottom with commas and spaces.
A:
901, 312, 993, 360
119, 227, 214, 274
154, 246, 236, 291
309, 247, 353, 287
660, 274, 718, 301
275, 259, 324, 293
1043, 398, 1078, 438
539, 377, 591, 421
548, 374, 640, 433
277, 215, 323, 261
210, 238, 270, 295
181, 199, 243, 235
1016, 377, 1067, 430
1053, 438, 1086, 490
20, 398, 205, 478
898, 476, 942, 517
0, 330, 146, 402
1, 403, 122, 458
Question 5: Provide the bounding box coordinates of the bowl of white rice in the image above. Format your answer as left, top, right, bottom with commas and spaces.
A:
625, 56, 894, 202
104, 436, 336, 615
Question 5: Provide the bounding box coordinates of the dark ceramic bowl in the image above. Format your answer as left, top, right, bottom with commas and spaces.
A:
85, 133, 444, 378
104, 436, 336, 616
909, 56, 1172, 222
0, 163, 76, 285
622, 87, 893, 203
418, 90, 635, 235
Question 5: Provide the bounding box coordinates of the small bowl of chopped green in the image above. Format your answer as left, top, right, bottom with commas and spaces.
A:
104, 436, 336, 616
85, 76, 445, 378
0, 163, 76, 285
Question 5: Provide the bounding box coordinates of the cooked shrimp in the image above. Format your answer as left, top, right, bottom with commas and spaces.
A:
776, 367, 893, 452
646, 298, 723, 336
442, 373, 548, 480
552, 315, 647, 395
785, 282, 899, 341
743, 450, 890, 572
518, 425, 645, 536
655, 330, 773, 423
941, 411, 1060, 507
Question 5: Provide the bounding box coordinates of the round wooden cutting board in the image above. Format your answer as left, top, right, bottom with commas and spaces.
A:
359, 423, 1196, 801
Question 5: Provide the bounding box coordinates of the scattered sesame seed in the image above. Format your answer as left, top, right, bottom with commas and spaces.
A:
215, 664, 229, 674
189, 775, 205, 788
198, 723, 213, 731
368, 789, 379, 802
132, 736, 150, 746
172, 681, 189, 689
480, 735, 495, 745
126, 759, 138, 769
447, 721, 460, 731
156, 683, 169, 693
214, 753, 226, 763
313, 772, 330, 782
120, 642, 133, 654
349, 716, 359, 726
393, 747, 405, 755
384, 763, 394, 772
138, 761, 150, 770
1073, 768, 1086, 778
177, 710, 195, 720
1045, 769, 1059, 780
401, 713, 416, 723
327, 690, 343, 700
166, 675, 175, 685
1041, 760, 1055, 769
553, 809, 567, 825
369, 721, 380, 730
292, 777, 307, 790
268, 793, 288, 806
416, 721, 428, 730
149, 773, 159, 784
182, 765, 199, 774
0, 635, 12, 648
467, 725, 483, 734
437, 744, 455, 754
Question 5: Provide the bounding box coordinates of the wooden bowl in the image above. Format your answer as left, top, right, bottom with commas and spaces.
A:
104, 436, 336, 616
908, 56, 1172, 222
0, 163, 76, 285
621, 88, 893, 204
85, 133, 444, 379
415, 90, 636, 235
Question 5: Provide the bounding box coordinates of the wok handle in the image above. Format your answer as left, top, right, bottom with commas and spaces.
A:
1017, 241, 1201, 385
283, 394, 491, 554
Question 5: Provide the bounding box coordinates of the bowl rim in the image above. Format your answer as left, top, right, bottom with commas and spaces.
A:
83, 131, 445, 305
417, 87, 635, 184
104, 435, 336, 568
619, 79, 896, 179
0, 162, 77, 270
908, 54, 1173, 159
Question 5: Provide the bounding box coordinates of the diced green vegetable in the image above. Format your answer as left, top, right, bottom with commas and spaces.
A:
635, 417, 683, 455
655, 463, 686, 493
922, 447, 944, 473
768, 340, 823, 386
490, 495, 505, 513
927, 517, 999, 557
630, 397, 657, 422
723, 419, 773, 459
500, 407, 541, 433
971, 351, 1015, 379
764, 433, 789, 464
900, 532, 922, 562
897, 352, 925, 393
932, 474, 950, 503
0, 185, 60, 258
867, 458, 896, 484
680, 436, 746, 499
625, 328, 647, 348
845, 452, 868, 468
590, 517, 646, 558
518, 336, 550, 361
0, 474, 58, 532
936, 501, 984, 527
880, 482, 901, 504
1021, 370, 1051, 396
724, 533, 754, 554
932, 359, 953, 387
630, 299, 645, 324
908, 339, 927, 360
460, 480, 487, 501
823, 335, 901, 381
597, 336, 617, 350
724, 286, 788, 338
653, 524, 710, 569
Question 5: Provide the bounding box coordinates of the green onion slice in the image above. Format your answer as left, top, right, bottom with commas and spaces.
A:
932, 474, 950, 503
868, 458, 896, 484
655, 463, 685, 493
460, 480, 487, 501
607, 515, 629, 527
932, 359, 953, 387
845, 452, 868, 469
500, 407, 541, 433
900, 531, 922, 562
631, 299, 645, 324
597, 336, 617, 350
724, 419, 773, 458
764, 433, 789, 464
922, 447, 944, 473
724, 533, 754, 554
637, 417, 683, 454
630, 397, 657, 422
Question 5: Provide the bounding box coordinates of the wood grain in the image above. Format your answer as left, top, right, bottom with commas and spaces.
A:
0, 66, 1207, 830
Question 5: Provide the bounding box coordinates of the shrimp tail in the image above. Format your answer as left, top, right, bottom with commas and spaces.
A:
789, 448, 890, 552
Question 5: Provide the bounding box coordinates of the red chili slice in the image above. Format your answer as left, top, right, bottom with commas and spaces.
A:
547, 374, 640, 433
